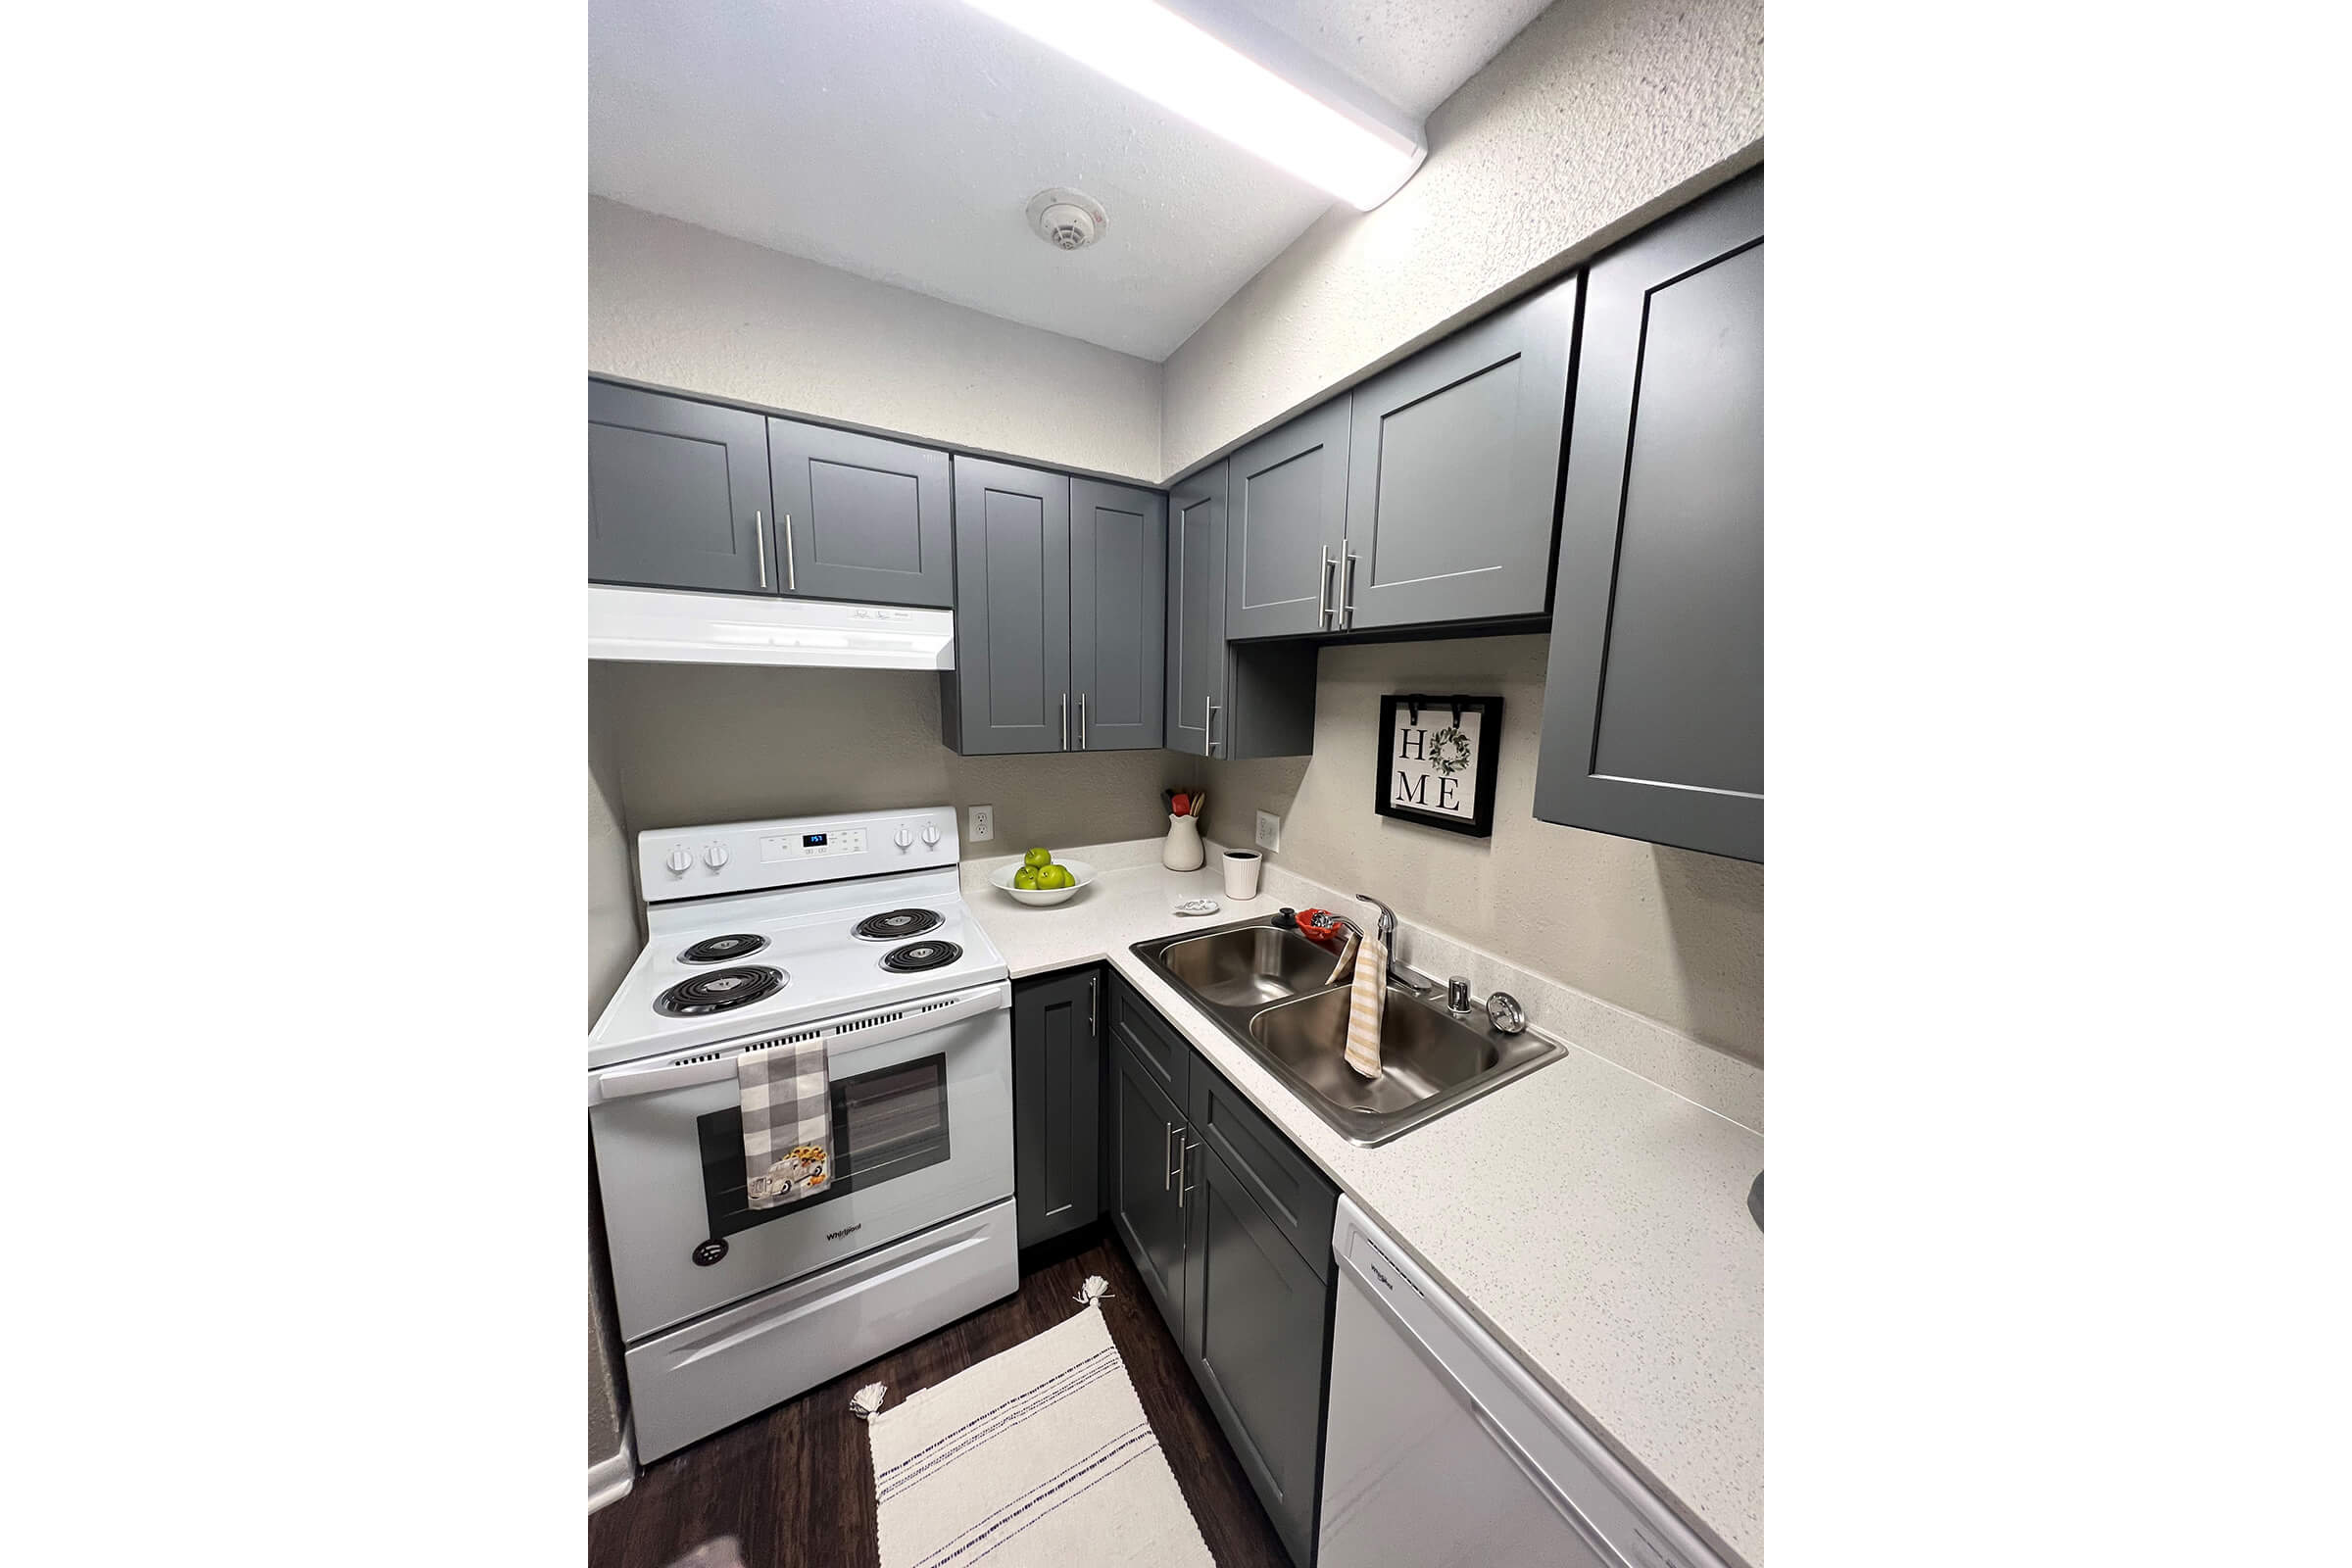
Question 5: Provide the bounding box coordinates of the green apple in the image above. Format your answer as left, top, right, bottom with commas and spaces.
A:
1022, 847, 1053, 870
1012, 866, 1041, 890
1037, 863, 1074, 890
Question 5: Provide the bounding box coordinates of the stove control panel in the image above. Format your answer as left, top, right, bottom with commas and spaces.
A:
640, 808, 958, 903
759, 827, 866, 862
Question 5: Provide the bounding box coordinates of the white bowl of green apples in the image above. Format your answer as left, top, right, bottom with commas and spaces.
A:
989, 848, 1097, 906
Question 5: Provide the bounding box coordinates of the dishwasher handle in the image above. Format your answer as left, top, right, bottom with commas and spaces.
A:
1469, 1397, 1619, 1560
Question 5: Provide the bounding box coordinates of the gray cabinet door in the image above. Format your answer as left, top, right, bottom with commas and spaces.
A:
589, 382, 776, 595
1225, 400, 1350, 640
1182, 1139, 1330, 1568
943, 457, 1071, 755
1011, 969, 1102, 1250
1341, 275, 1579, 629
766, 418, 953, 608
1535, 171, 1762, 862
1069, 478, 1166, 751
1164, 464, 1228, 757
1110, 1039, 1190, 1344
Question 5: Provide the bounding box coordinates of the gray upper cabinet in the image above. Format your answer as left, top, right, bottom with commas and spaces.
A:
1165, 465, 1228, 757
941, 457, 1072, 755
1341, 275, 1579, 629
1225, 400, 1350, 640
1535, 170, 1763, 861
1166, 463, 1319, 760
766, 418, 953, 608
590, 382, 777, 596
1069, 478, 1167, 751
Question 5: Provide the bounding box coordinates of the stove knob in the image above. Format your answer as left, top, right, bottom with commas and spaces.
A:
895, 826, 913, 850
664, 847, 693, 875
704, 844, 729, 869
922, 823, 941, 847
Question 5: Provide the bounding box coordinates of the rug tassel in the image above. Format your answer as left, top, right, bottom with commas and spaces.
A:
1073, 1275, 1112, 1311
849, 1383, 887, 1421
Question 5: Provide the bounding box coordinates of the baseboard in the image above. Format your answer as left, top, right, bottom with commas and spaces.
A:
588, 1415, 637, 1514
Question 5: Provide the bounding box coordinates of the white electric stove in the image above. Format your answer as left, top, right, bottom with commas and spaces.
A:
589, 807, 1017, 1462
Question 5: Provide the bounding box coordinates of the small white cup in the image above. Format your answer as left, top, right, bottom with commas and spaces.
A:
1222, 849, 1262, 901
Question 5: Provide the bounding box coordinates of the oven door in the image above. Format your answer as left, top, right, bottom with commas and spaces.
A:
589, 980, 1013, 1343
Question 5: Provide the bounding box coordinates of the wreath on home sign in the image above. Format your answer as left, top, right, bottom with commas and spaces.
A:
1427, 726, 1472, 776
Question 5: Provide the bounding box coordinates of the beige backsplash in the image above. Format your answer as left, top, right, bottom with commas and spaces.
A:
588, 658, 1200, 891
1202, 636, 1763, 1064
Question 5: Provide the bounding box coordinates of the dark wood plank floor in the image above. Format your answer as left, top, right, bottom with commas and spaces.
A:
590, 1226, 1291, 1568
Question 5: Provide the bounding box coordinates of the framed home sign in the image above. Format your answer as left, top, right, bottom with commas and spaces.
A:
1375, 694, 1503, 837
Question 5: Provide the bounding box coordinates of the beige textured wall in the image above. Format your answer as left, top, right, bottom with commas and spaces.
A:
594, 661, 1200, 851
588, 662, 640, 1024
1202, 637, 1762, 1062
590, 196, 1163, 482
1159, 0, 1766, 474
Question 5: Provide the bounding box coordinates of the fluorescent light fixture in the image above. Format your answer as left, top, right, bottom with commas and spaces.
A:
960, 0, 1427, 211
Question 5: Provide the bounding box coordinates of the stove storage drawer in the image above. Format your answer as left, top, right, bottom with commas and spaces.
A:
625, 1199, 1017, 1462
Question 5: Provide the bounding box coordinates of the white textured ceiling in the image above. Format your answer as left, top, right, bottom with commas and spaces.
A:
588, 0, 1553, 361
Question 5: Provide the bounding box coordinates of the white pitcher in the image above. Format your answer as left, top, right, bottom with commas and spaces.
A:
1161, 812, 1204, 871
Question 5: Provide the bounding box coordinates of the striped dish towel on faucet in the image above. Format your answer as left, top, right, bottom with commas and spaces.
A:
739, 1035, 832, 1208
1341, 926, 1387, 1080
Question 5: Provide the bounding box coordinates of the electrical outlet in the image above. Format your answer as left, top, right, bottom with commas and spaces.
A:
1254, 809, 1281, 853
967, 804, 995, 843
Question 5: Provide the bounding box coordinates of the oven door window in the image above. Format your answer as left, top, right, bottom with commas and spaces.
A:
696, 1054, 952, 1240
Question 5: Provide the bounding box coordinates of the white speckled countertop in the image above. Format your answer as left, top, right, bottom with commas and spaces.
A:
964, 849, 1764, 1568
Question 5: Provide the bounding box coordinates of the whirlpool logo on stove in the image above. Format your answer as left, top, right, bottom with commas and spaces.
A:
826, 1221, 862, 1242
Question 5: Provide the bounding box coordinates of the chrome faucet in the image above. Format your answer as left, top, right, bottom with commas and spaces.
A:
1352, 894, 1437, 997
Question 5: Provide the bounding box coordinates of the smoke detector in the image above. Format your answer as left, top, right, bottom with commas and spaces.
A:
1026, 187, 1107, 252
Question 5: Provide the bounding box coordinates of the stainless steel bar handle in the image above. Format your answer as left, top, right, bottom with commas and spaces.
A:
1078, 693, 1088, 750
1060, 692, 1070, 751
1317, 545, 1336, 626
1088, 976, 1099, 1036
1164, 1123, 1180, 1190
1181, 1139, 1200, 1204
1343, 550, 1358, 628
783, 514, 798, 591
1206, 701, 1222, 758
754, 510, 767, 588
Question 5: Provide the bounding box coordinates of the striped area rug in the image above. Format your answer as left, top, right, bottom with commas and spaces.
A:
866, 1300, 1213, 1568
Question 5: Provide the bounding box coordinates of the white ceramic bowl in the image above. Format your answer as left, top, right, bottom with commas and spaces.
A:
988, 857, 1098, 906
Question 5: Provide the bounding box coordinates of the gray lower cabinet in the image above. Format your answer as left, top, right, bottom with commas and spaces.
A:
1225, 401, 1350, 640
1341, 274, 1578, 629
1182, 1139, 1329, 1567
1106, 975, 1335, 1568
1110, 1035, 1190, 1332
590, 381, 777, 595
1011, 969, 1102, 1250
941, 456, 1073, 755
1535, 170, 1763, 862
1166, 462, 1318, 759
766, 417, 954, 608
1069, 478, 1167, 751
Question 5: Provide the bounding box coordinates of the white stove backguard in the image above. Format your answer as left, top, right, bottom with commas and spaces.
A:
638, 807, 960, 905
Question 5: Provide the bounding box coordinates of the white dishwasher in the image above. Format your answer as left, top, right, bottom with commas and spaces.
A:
1318, 1198, 1732, 1568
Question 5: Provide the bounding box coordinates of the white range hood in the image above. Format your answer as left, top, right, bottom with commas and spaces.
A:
588, 586, 955, 671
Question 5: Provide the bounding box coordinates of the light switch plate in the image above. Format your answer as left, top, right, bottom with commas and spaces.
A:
967, 804, 995, 843
1254, 809, 1281, 853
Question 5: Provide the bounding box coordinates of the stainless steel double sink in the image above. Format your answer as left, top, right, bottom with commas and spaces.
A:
1131, 915, 1564, 1147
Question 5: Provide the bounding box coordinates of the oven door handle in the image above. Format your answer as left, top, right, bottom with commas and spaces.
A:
588, 980, 1009, 1103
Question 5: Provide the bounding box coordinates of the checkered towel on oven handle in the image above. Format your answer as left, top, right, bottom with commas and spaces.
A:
738, 1033, 832, 1209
